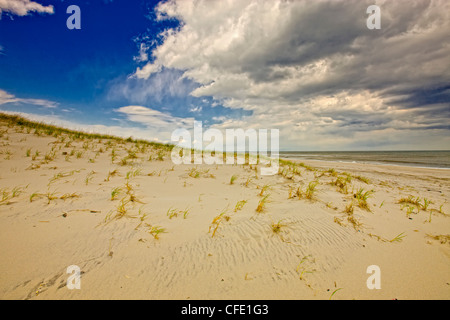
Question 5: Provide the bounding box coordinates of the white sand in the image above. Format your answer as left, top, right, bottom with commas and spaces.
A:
0, 120, 449, 300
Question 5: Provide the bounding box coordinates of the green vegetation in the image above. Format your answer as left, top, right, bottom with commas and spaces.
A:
354, 188, 374, 211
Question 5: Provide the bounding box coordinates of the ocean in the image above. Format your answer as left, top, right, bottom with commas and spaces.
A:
278, 151, 450, 169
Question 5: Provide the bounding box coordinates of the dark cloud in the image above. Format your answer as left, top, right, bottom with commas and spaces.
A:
133, 0, 450, 149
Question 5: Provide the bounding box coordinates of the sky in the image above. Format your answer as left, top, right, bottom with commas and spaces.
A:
0, 0, 449, 151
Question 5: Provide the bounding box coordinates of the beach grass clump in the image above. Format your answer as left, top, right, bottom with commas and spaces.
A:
111, 187, 122, 201
421, 198, 432, 211
128, 192, 145, 204
425, 234, 450, 245
296, 255, 315, 281
147, 225, 166, 239
114, 198, 131, 219
305, 181, 319, 200
29, 192, 44, 202
397, 195, 421, 207
106, 169, 119, 182
258, 184, 270, 197
188, 167, 212, 179
188, 167, 201, 178
156, 150, 165, 161
60, 193, 80, 201
344, 202, 354, 215
343, 202, 362, 230
347, 213, 362, 230
304, 164, 316, 172
234, 200, 247, 212
256, 194, 270, 213
167, 207, 190, 219
326, 168, 338, 177
331, 176, 349, 194
126, 169, 142, 180
288, 186, 295, 199
208, 208, 229, 238
342, 172, 352, 183
295, 185, 303, 199
119, 157, 129, 166
110, 148, 117, 163
230, 174, 238, 185
243, 176, 253, 187
389, 232, 406, 243
126, 148, 138, 160
46, 190, 59, 204
44, 150, 57, 162
1, 186, 24, 205
31, 150, 40, 161
329, 288, 343, 300
85, 171, 96, 185
270, 220, 288, 235
354, 188, 374, 211
278, 166, 295, 180
354, 175, 370, 184
404, 205, 417, 218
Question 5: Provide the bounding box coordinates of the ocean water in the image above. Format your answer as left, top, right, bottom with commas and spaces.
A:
279, 151, 450, 169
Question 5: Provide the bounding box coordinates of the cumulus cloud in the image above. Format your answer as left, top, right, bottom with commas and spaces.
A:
115, 105, 195, 142
0, 0, 54, 18
0, 89, 58, 108
130, 0, 450, 150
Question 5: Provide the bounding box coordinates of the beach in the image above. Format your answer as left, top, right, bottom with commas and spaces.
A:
0, 116, 449, 300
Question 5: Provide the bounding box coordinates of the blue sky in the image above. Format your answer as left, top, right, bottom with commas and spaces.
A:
0, 0, 449, 150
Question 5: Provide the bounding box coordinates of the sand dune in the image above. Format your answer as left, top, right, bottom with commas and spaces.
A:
0, 114, 449, 300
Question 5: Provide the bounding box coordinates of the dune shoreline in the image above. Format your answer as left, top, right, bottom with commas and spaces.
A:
0, 115, 449, 300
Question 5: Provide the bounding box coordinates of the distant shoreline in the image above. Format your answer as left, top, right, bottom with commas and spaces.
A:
279, 151, 450, 170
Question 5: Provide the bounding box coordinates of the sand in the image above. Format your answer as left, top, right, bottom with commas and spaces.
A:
0, 118, 449, 300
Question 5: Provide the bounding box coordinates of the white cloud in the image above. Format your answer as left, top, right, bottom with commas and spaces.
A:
134, 43, 149, 63
0, 89, 58, 108
189, 105, 202, 113
115, 105, 195, 142
109, 68, 196, 105
131, 0, 450, 150
0, 0, 54, 17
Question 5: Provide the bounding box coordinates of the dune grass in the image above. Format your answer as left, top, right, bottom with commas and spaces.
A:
111, 187, 122, 201
167, 207, 190, 219
331, 176, 349, 194
270, 219, 289, 235
389, 232, 406, 243
147, 224, 166, 240
425, 234, 450, 244
0, 113, 174, 156
234, 200, 247, 212
0, 186, 25, 205
354, 188, 374, 211
209, 208, 230, 238
258, 184, 270, 197
230, 174, 238, 185
256, 194, 270, 213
